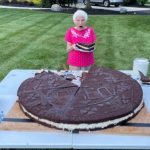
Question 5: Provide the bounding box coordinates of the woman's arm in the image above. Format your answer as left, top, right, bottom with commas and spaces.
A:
66, 42, 75, 52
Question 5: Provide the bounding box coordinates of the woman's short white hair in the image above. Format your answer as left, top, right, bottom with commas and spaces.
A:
73, 10, 88, 22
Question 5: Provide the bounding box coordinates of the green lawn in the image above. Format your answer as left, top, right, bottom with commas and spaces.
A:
0, 8, 150, 80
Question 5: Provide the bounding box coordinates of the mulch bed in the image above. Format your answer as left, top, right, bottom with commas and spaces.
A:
37, 6, 150, 15
37, 3, 150, 15
40, 7, 150, 15
51, 7, 124, 15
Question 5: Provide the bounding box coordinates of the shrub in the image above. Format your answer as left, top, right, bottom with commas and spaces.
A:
21, 0, 34, 5
0, 0, 77, 7
0, 0, 9, 4
31, 0, 41, 6
123, 0, 137, 5
41, 0, 78, 8
123, 0, 148, 5
41, 0, 53, 7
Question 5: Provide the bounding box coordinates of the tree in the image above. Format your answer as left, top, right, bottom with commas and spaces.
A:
137, 0, 148, 6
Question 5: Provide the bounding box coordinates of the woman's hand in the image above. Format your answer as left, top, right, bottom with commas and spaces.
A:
67, 42, 75, 52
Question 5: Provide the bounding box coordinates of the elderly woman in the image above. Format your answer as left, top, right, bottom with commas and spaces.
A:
64, 9, 96, 70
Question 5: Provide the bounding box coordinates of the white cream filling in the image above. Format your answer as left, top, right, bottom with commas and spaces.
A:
21, 99, 144, 131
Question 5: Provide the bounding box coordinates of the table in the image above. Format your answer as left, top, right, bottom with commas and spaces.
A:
0, 69, 150, 149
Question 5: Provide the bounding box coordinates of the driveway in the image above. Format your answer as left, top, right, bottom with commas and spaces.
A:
76, 2, 150, 13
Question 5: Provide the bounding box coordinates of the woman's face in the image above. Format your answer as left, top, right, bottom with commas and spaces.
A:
74, 16, 86, 29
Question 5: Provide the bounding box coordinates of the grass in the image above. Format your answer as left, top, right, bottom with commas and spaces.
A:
0, 8, 150, 80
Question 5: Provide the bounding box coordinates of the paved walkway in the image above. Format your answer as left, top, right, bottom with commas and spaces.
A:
93, 6, 150, 12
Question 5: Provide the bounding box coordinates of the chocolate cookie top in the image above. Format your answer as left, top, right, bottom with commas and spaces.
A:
17, 66, 143, 126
